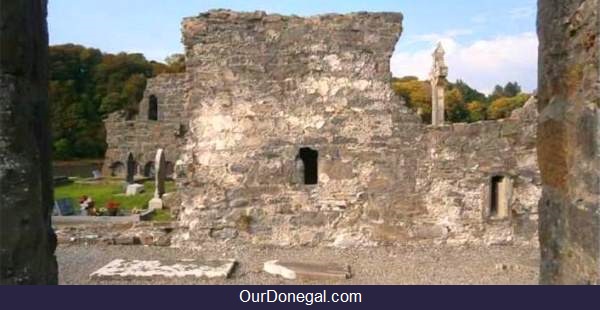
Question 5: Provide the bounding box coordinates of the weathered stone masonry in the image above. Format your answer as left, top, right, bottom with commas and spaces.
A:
0, 0, 58, 284
538, 0, 600, 284
103, 73, 187, 179
171, 10, 541, 247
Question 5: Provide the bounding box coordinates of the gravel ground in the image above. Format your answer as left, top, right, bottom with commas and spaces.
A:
57, 243, 539, 285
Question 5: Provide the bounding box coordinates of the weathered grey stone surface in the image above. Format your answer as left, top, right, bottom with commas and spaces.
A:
103, 74, 186, 179
154, 149, 166, 198
126, 184, 145, 196
90, 259, 236, 280
538, 0, 600, 284
0, 0, 58, 284
430, 43, 448, 126
172, 10, 542, 248
264, 260, 351, 280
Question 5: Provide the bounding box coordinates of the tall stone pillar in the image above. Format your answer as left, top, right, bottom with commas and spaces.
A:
0, 0, 58, 284
149, 149, 166, 210
538, 0, 600, 284
154, 149, 166, 198
430, 43, 448, 126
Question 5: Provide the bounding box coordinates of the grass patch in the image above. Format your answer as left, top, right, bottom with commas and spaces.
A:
54, 180, 176, 214
151, 209, 173, 222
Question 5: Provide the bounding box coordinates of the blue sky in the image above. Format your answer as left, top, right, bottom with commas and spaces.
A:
49, 0, 538, 93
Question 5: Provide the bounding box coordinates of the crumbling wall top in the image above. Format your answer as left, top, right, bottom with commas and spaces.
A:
181, 9, 403, 81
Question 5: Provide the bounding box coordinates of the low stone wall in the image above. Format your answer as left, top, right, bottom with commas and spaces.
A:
414, 99, 540, 245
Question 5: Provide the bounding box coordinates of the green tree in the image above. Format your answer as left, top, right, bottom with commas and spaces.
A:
488, 93, 530, 120
454, 80, 486, 103
49, 44, 180, 160
467, 101, 487, 122
164, 53, 186, 73
391, 77, 432, 123
445, 87, 469, 123
503, 81, 522, 97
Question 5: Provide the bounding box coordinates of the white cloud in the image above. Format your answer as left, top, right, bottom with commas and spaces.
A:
408, 29, 473, 45
391, 32, 538, 94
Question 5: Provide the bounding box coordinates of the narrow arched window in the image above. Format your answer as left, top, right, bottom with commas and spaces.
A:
148, 95, 158, 121
489, 175, 511, 220
297, 148, 319, 185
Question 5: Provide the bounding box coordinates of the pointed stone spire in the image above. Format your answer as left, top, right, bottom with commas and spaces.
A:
430, 42, 448, 126
434, 42, 445, 57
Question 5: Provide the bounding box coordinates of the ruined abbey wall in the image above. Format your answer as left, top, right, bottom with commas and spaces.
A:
103, 74, 187, 178
538, 0, 600, 284
416, 100, 540, 245
173, 10, 541, 247
0, 0, 57, 284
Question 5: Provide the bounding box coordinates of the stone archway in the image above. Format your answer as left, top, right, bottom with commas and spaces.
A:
144, 161, 156, 178
110, 161, 126, 177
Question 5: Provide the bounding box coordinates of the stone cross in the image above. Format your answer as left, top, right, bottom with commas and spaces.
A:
154, 148, 166, 199
430, 43, 448, 126
149, 149, 166, 210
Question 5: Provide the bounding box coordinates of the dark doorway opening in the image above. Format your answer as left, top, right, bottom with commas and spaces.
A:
148, 95, 158, 121
297, 147, 318, 185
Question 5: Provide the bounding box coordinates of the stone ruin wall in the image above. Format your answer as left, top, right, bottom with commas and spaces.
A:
173, 10, 541, 248
0, 0, 58, 284
538, 0, 599, 284
102, 73, 187, 178
416, 100, 540, 245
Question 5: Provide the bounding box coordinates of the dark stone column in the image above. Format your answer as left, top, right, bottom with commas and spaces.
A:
537, 0, 600, 284
0, 0, 58, 284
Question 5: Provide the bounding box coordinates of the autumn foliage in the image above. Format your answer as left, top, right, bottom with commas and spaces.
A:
49, 44, 184, 159
391, 77, 531, 124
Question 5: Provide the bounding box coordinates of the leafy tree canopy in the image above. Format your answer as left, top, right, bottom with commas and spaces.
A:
50, 44, 184, 160
392, 77, 531, 124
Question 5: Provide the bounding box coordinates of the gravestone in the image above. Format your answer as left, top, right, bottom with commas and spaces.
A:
90, 259, 237, 281
149, 149, 166, 210
263, 260, 352, 281
126, 153, 136, 184
126, 184, 145, 196
52, 199, 75, 216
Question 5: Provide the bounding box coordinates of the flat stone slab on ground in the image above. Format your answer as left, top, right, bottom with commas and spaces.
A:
53, 215, 140, 225
264, 260, 351, 281
90, 259, 236, 281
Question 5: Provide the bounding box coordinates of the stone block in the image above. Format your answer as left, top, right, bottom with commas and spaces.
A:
148, 197, 164, 210
90, 259, 237, 281
126, 184, 145, 196
263, 260, 351, 281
